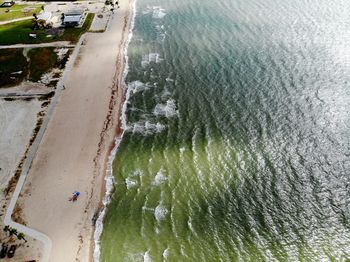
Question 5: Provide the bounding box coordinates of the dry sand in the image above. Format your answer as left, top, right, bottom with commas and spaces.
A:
0, 98, 46, 260
0, 99, 42, 191
16, 1, 133, 261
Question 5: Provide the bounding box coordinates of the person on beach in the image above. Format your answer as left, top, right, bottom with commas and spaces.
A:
69, 191, 80, 202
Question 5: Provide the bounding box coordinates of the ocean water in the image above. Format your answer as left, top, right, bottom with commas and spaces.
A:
99, 0, 350, 261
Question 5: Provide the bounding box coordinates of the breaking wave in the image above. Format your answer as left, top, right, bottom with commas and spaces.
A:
153, 99, 178, 118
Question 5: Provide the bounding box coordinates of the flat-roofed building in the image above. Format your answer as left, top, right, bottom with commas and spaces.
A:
62, 10, 84, 27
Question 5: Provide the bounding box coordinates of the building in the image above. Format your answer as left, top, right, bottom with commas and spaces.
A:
37, 12, 52, 24
62, 10, 84, 27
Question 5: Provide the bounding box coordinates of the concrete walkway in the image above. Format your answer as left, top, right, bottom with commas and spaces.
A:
0, 92, 50, 98
4, 33, 87, 262
0, 41, 75, 49
0, 16, 32, 25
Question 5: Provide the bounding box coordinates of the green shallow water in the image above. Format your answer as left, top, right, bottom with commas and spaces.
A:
100, 0, 350, 261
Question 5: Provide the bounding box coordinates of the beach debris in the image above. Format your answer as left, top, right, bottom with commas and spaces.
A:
92, 212, 99, 225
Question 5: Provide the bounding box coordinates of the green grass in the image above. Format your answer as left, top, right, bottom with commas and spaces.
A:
0, 13, 95, 45
56, 13, 95, 43
0, 47, 72, 87
0, 49, 27, 87
27, 47, 58, 81
0, 3, 42, 22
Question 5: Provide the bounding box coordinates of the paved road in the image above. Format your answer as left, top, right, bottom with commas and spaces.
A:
0, 42, 75, 49
4, 33, 87, 262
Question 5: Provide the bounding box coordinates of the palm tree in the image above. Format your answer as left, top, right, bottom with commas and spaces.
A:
17, 232, 27, 242
9, 228, 17, 236
3, 225, 10, 233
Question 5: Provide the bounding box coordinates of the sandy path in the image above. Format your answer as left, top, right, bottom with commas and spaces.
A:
17, 1, 132, 261
0, 42, 74, 49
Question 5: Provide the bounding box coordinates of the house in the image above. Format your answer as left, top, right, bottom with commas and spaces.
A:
62, 10, 84, 27
0, 1, 15, 8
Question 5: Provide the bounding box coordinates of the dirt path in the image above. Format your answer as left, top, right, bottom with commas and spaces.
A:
0, 42, 74, 49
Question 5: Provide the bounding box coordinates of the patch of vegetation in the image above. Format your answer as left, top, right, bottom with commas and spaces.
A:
48, 80, 59, 87
0, 19, 42, 45
41, 101, 49, 107
55, 49, 72, 69
0, 46, 73, 87
56, 13, 95, 43
27, 47, 58, 81
3, 97, 14, 101
38, 91, 55, 101
0, 3, 42, 22
0, 13, 95, 45
23, 97, 34, 101
0, 49, 27, 87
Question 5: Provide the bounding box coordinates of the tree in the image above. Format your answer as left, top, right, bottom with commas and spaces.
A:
9, 228, 17, 236
17, 232, 27, 242
3, 225, 10, 233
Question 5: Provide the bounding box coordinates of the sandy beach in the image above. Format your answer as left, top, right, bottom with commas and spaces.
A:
13, 0, 133, 261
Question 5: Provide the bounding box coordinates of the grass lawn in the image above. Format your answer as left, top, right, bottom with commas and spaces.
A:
0, 13, 95, 45
0, 3, 42, 22
27, 47, 58, 81
0, 49, 27, 87
0, 47, 72, 87
56, 13, 95, 43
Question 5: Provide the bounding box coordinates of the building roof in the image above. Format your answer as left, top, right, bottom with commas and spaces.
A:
65, 10, 84, 16
37, 12, 52, 21
63, 15, 82, 23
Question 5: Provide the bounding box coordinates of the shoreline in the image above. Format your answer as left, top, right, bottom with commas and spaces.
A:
10, 1, 135, 261
92, 0, 137, 259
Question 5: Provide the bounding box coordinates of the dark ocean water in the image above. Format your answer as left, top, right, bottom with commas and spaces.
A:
100, 0, 350, 261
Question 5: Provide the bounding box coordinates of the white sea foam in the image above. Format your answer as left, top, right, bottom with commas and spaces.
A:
130, 121, 166, 135
93, 136, 121, 262
142, 6, 167, 19
154, 204, 169, 221
128, 80, 150, 93
130, 170, 143, 177
155, 227, 160, 234
144, 251, 152, 262
152, 6, 167, 19
163, 248, 170, 259
153, 99, 178, 118
141, 53, 163, 67
93, 0, 137, 261
152, 169, 168, 186
125, 177, 138, 189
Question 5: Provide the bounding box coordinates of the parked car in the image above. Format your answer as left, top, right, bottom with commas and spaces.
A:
0, 245, 8, 259
7, 245, 16, 258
